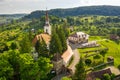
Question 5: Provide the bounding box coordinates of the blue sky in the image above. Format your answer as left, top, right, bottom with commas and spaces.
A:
0, 0, 120, 14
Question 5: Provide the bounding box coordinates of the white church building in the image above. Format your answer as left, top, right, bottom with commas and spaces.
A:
32, 10, 51, 46
32, 11, 74, 73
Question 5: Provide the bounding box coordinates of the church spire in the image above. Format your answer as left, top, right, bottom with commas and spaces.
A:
45, 9, 49, 22
45, 9, 49, 26
44, 9, 51, 35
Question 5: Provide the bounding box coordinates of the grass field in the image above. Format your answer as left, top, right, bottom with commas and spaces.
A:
0, 17, 7, 23
79, 36, 120, 68
89, 36, 106, 41
98, 40, 120, 67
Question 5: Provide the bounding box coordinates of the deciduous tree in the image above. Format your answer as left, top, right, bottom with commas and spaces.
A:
73, 57, 86, 80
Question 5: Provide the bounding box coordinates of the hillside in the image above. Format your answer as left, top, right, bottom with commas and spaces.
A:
0, 14, 27, 18
24, 5, 120, 19
0, 14, 27, 25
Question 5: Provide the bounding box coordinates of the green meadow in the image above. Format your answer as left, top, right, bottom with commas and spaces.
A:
79, 36, 120, 68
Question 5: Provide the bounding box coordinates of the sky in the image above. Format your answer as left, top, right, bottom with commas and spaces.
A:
0, 0, 120, 14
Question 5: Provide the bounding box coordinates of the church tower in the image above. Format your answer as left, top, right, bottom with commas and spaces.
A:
44, 10, 51, 35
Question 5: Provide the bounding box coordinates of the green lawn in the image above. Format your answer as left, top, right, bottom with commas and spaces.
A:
98, 40, 120, 67
79, 36, 120, 68
89, 36, 106, 41
79, 45, 105, 53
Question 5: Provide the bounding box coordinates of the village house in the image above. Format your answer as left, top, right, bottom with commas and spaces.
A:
32, 10, 51, 47
68, 32, 89, 44
86, 68, 112, 80
52, 53, 64, 74
51, 45, 73, 74
110, 34, 120, 40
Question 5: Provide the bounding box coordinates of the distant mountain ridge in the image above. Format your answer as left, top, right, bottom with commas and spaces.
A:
0, 14, 27, 18
23, 5, 120, 19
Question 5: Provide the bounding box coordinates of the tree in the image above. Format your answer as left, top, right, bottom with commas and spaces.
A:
0, 46, 51, 80
35, 38, 49, 57
20, 34, 32, 53
73, 57, 86, 80
41, 37, 49, 57
85, 59, 92, 65
19, 53, 40, 80
95, 78, 101, 80
63, 26, 70, 38
100, 49, 108, 62
0, 53, 13, 80
111, 27, 117, 34
10, 42, 17, 50
111, 73, 115, 80
0, 77, 7, 80
50, 30, 62, 54
8, 50, 20, 80
28, 30, 34, 42
62, 77, 72, 80
37, 57, 53, 79
118, 64, 120, 70
117, 28, 120, 36
103, 73, 111, 80
57, 27, 67, 52
67, 17, 75, 25
1, 43, 9, 52
11, 19, 16, 24
35, 40, 42, 56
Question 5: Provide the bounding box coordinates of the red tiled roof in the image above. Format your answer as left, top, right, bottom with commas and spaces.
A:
32, 33, 51, 46
62, 45, 73, 65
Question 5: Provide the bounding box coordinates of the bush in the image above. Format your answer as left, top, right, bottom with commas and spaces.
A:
93, 54, 101, 59
62, 77, 72, 80
10, 42, 17, 50
118, 65, 120, 70
111, 73, 115, 80
95, 78, 101, 80
85, 59, 92, 65
106, 40, 109, 42
93, 59, 103, 66
103, 73, 111, 80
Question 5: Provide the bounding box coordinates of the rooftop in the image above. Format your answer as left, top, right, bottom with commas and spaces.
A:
62, 45, 73, 66
86, 68, 112, 80
69, 32, 89, 38
32, 33, 51, 45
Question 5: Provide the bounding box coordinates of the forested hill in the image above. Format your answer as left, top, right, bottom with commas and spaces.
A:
0, 14, 27, 19
24, 5, 120, 19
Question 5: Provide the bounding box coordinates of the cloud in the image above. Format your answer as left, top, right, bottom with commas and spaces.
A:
1, 0, 120, 14
7, 0, 40, 2
0, 0, 5, 1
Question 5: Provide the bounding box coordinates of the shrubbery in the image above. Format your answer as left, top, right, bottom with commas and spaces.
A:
85, 59, 92, 65
118, 65, 120, 70
93, 54, 101, 59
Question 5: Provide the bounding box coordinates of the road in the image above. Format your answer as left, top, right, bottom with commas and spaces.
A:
68, 49, 80, 74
